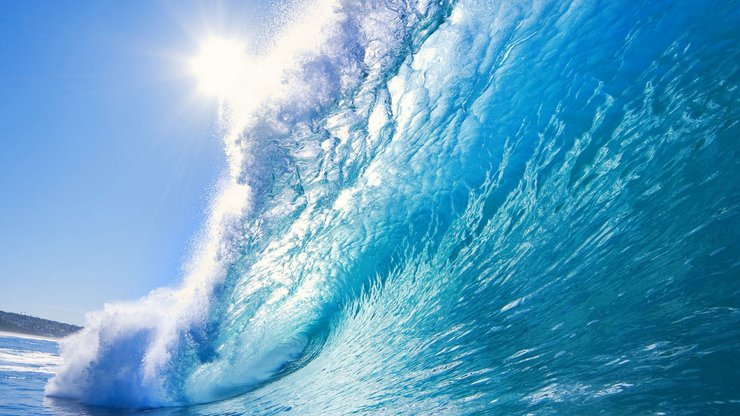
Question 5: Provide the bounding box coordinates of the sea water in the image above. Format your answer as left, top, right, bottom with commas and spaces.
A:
4, 0, 740, 414
0, 334, 59, 415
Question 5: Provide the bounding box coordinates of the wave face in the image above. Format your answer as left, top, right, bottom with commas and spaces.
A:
46, 0, 740, 414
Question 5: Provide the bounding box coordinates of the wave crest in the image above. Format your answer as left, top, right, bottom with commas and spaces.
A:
46, 0, 454, 407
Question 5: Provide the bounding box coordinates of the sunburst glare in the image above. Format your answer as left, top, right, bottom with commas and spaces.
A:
190, 37, 248, 99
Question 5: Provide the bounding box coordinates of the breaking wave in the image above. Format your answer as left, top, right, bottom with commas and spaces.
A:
46, 0, 740, 414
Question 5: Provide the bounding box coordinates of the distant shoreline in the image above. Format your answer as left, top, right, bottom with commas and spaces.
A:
0, 330, 63, 342
0, 310, 82, 339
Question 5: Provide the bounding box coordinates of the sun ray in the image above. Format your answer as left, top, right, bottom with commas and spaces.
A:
190, 37, 248, 99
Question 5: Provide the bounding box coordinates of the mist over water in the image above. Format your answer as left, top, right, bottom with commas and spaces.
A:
45, 0, 739, 414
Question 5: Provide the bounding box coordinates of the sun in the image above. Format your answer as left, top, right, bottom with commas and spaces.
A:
190, 37, 248, 98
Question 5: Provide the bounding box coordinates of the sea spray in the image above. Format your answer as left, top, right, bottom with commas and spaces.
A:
47, 0, 455, 407
47, 0, 740, 413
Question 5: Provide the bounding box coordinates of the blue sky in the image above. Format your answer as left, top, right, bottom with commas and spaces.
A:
0, 1, 273, 325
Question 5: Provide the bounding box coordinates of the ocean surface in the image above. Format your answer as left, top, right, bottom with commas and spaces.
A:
4, 0, 740, 414
0, 334, 60, 415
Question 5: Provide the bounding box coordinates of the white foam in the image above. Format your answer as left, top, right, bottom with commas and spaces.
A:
46, 0, 451, 407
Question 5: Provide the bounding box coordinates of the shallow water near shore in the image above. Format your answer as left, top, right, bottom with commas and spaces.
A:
0, 335, 59, 415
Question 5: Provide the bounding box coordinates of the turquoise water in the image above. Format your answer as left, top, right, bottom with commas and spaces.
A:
6, 0, 740, 414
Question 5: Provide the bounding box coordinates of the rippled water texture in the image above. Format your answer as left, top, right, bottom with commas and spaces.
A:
40, 0, 740, 414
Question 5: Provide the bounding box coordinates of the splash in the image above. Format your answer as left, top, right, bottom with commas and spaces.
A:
47, 0, 740, 413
